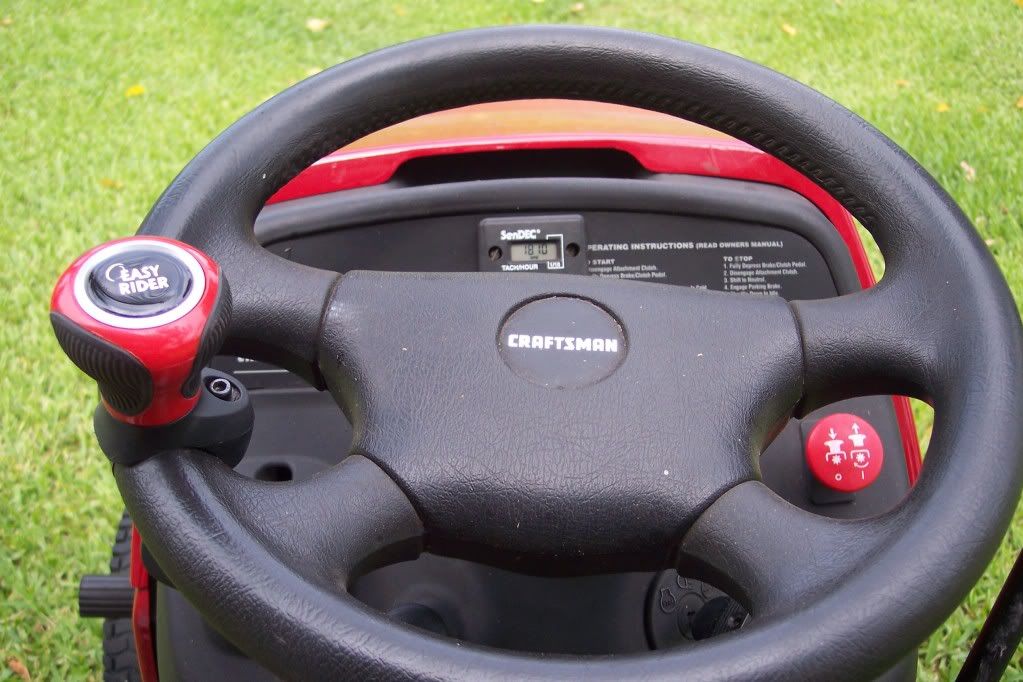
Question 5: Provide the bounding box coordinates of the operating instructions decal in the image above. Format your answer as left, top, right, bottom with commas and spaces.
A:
583, 216, 831, 300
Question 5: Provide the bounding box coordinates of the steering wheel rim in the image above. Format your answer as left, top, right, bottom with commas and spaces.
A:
117, 25, 1023, 680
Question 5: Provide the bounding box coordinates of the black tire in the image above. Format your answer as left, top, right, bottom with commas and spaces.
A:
103, 511, 141, 682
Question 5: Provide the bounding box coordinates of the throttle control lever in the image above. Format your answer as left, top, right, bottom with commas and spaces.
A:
51, 236, 252, 466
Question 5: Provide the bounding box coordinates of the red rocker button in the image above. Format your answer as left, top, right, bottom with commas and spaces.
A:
805, 413, 884, 493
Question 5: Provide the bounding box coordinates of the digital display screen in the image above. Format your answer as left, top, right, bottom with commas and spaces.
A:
510, 240, 560, 262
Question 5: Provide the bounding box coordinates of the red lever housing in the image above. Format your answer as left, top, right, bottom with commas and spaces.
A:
50, 236, 230, 426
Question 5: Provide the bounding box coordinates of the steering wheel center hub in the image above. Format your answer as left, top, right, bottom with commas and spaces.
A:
499, 296, 626, 389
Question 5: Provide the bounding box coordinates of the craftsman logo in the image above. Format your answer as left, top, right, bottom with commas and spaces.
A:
505, 334, 619, 353
499, 228, 542, 241
104, 262, 170, 296
499, 296, 626, 389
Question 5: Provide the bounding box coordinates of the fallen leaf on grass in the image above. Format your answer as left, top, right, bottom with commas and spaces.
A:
935, 102, 950, 113
6, 657, 31, 682
985, 238, 997, 247
100, 178, 124, 190
1016, 95, 1023, 109
1, 17, 13, 27
781, 23, 798, 36
570, 2, 585, 12
124, 84, 146, 98
894, 79, 911, 88
959, 161, 976, 182
305, 17, 330, 32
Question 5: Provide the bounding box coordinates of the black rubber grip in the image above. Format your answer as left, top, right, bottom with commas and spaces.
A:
50, 312, 153, 416
78, 574, 134, 618
181, 278, 232, 398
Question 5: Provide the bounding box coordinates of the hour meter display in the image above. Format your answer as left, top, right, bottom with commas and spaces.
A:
478, 214, 588, 275
509, 240, 560, 263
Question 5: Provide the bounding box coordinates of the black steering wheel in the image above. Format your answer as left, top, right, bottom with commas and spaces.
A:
116, 26, 1023, 680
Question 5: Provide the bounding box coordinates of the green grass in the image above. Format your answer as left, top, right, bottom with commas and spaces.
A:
1, 1, 1021, 679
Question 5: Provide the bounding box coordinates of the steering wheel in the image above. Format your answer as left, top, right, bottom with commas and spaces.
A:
111, 26, 1023, 680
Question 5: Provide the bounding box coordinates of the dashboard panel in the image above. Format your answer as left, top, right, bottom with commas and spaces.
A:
222, 173, 909, 513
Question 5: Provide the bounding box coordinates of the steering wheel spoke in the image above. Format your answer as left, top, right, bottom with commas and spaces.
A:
678, 481, 889, 618
140, 196, 339, 387
114, 452, 423, 593
791, 281, 950, 414
218, 245, 339, 386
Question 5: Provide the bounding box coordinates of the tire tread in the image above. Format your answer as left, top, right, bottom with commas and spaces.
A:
103, 511, 141, 682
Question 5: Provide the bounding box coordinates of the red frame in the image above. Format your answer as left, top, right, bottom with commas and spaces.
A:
130, 528, 158, 682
